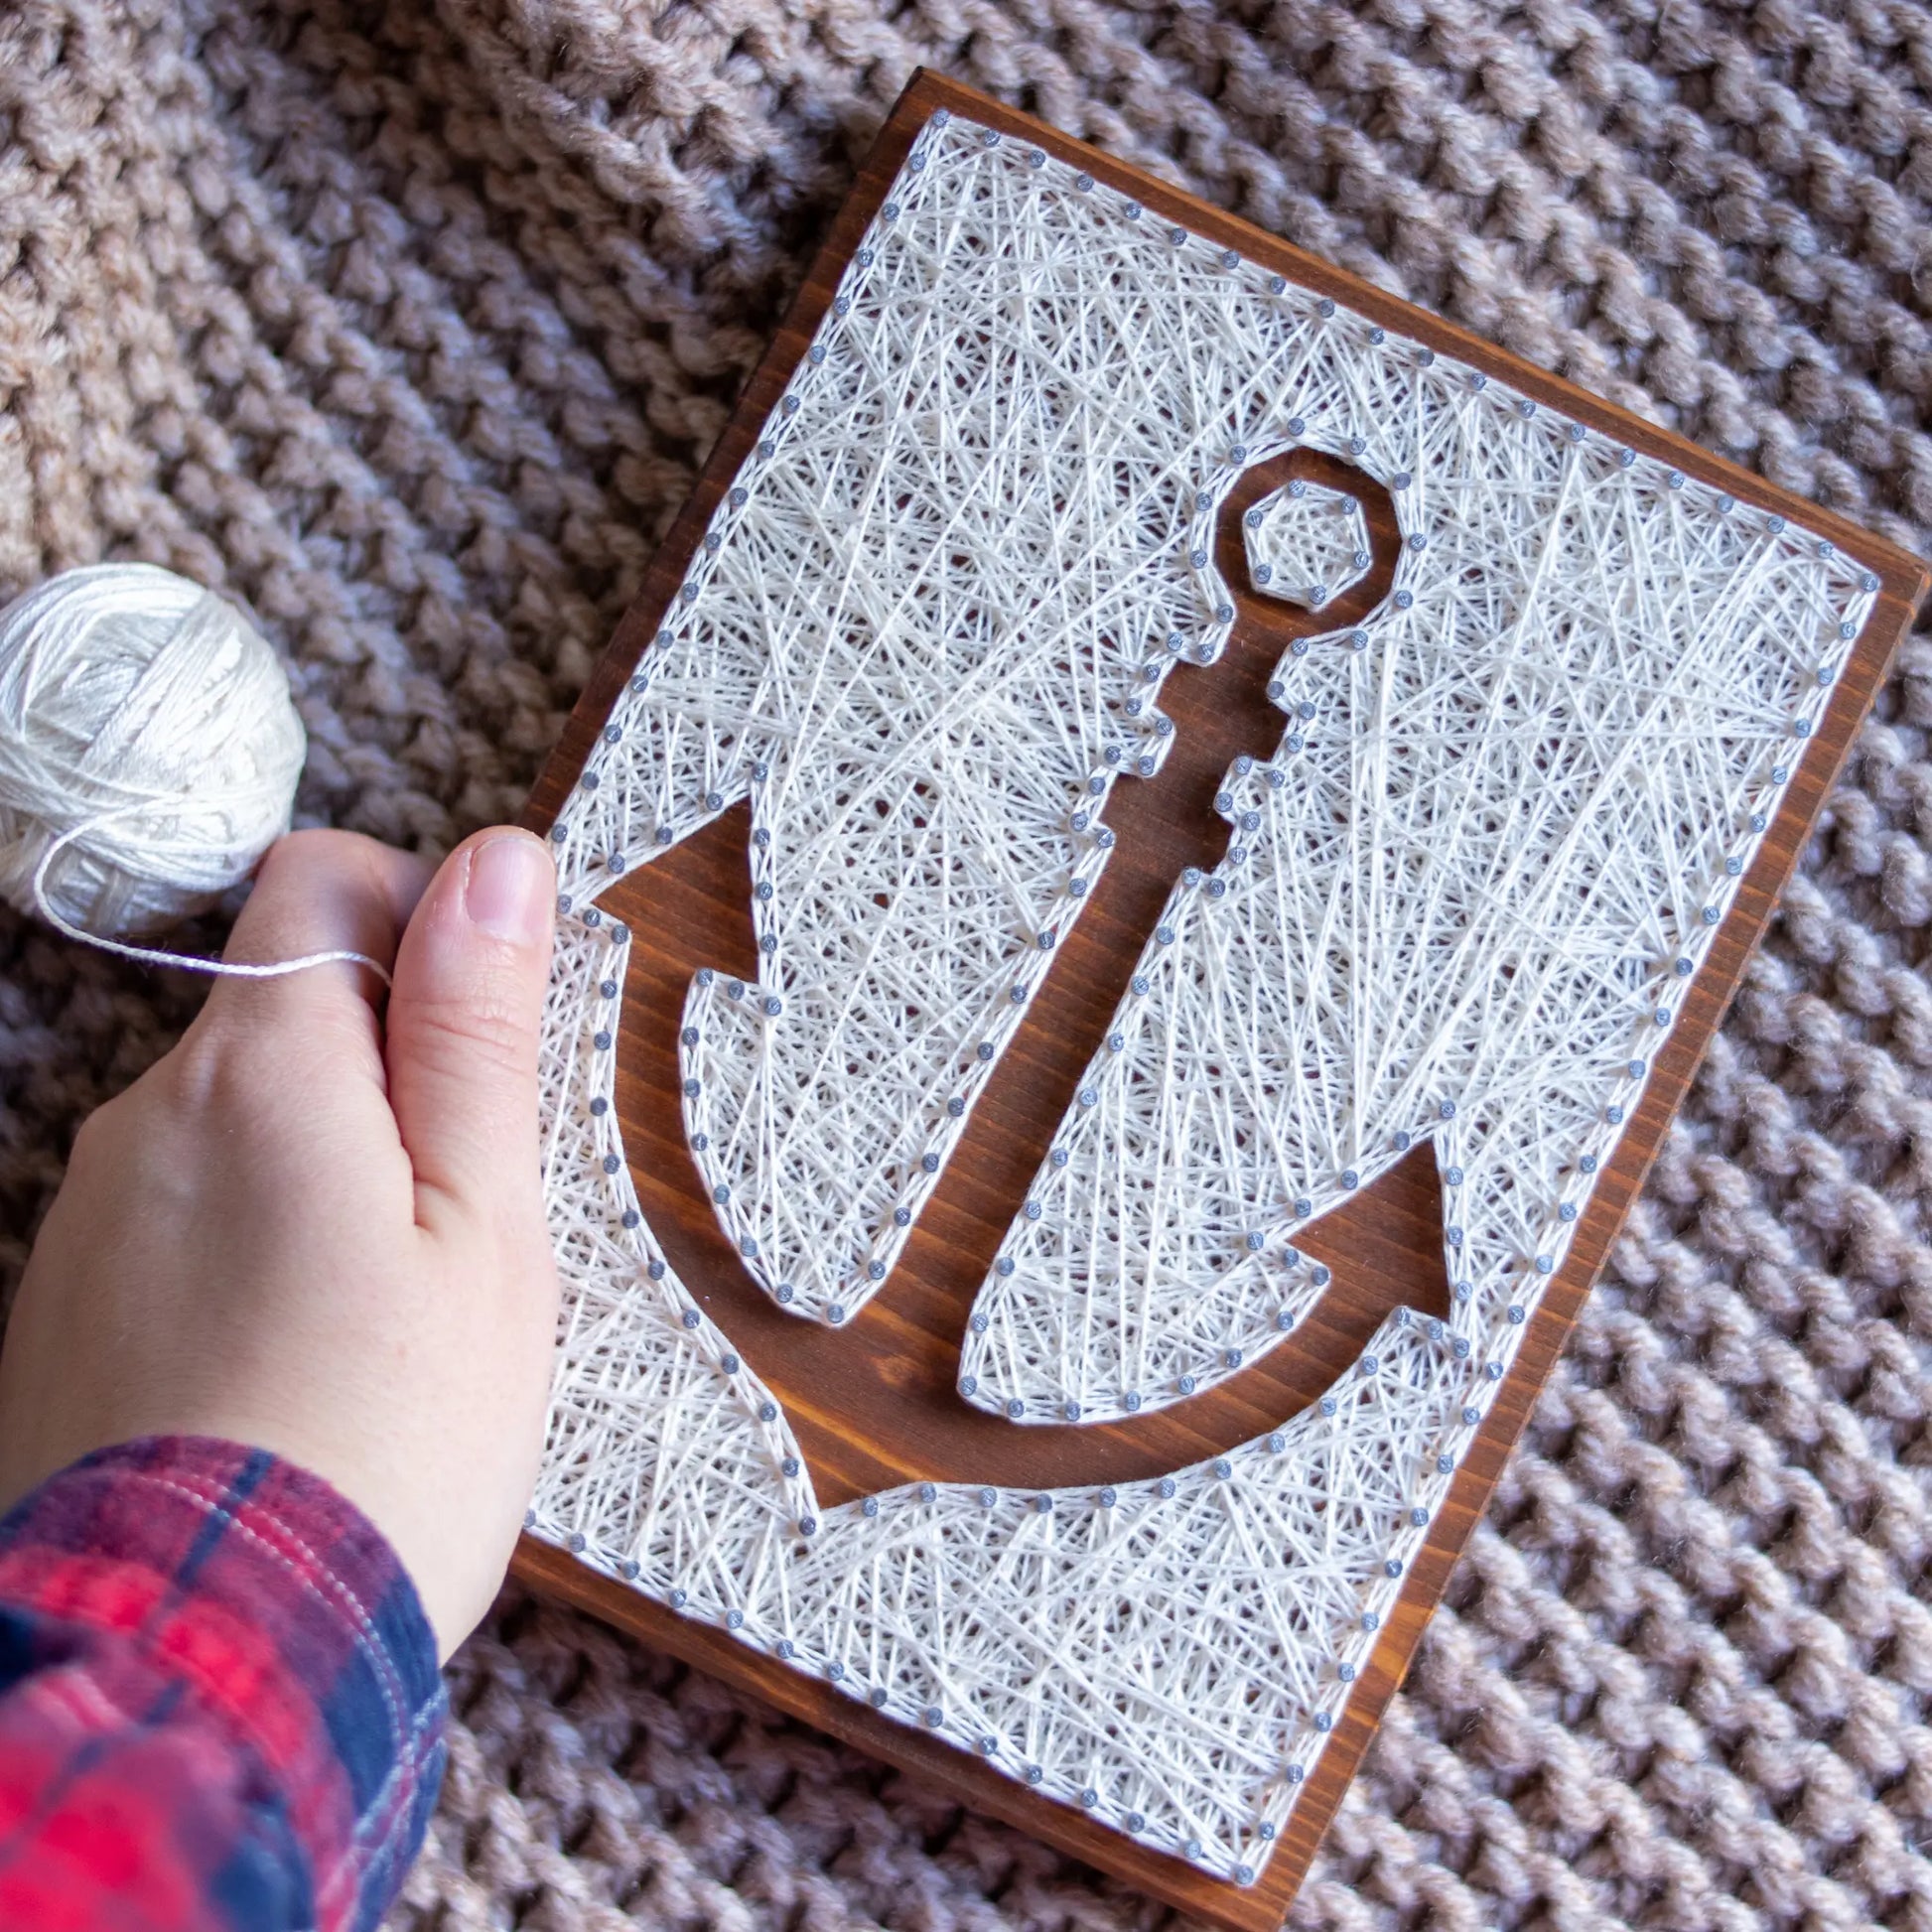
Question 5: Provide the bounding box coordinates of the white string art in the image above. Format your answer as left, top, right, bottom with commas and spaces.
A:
528, 110, 1876, 1884
1244, 480, 1373, 611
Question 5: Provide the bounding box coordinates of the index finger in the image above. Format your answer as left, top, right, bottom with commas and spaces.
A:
190, 829, 434, 1052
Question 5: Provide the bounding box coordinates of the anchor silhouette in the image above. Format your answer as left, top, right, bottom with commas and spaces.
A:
601, 449, 1451, 1507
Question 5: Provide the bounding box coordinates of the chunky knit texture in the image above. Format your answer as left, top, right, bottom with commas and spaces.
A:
2, 3, 1930, 1928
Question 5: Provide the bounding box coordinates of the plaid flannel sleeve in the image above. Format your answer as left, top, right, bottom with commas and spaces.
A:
0, 1436, 448, 1931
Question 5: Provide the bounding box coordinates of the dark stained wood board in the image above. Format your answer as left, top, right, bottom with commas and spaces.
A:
515, 69, 1932, 1932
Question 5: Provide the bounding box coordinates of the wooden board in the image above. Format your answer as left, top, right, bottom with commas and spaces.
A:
515, 68, 1932, 1931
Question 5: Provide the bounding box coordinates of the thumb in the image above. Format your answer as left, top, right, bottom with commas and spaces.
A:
386, 827, 556, 1233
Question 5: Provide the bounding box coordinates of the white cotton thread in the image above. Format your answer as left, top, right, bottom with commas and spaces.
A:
0, 565, 389, 987
528, 112, 1878, 1886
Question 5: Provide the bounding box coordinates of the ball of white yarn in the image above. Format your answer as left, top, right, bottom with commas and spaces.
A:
0, 563, 307, 938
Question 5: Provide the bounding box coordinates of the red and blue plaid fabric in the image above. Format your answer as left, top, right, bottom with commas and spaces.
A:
0, 1437, 446, 1930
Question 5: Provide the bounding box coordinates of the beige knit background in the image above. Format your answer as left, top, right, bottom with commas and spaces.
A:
3, 1, 1931, 1927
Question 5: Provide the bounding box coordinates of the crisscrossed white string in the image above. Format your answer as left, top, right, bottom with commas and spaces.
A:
527, 112, 1874, 1884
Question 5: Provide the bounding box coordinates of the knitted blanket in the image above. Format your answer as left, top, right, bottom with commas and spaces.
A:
3, 4, 1929, 1928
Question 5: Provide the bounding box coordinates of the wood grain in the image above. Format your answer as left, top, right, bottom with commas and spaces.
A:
515, 69, 1932, 1932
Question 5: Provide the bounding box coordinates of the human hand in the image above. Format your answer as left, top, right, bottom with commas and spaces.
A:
0, 827, 559, 1660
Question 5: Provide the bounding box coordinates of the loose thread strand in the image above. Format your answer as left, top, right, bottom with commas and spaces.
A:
30, 813, 393, 988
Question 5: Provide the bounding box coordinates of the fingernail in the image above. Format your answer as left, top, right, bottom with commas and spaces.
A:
465, 833, 554, 945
